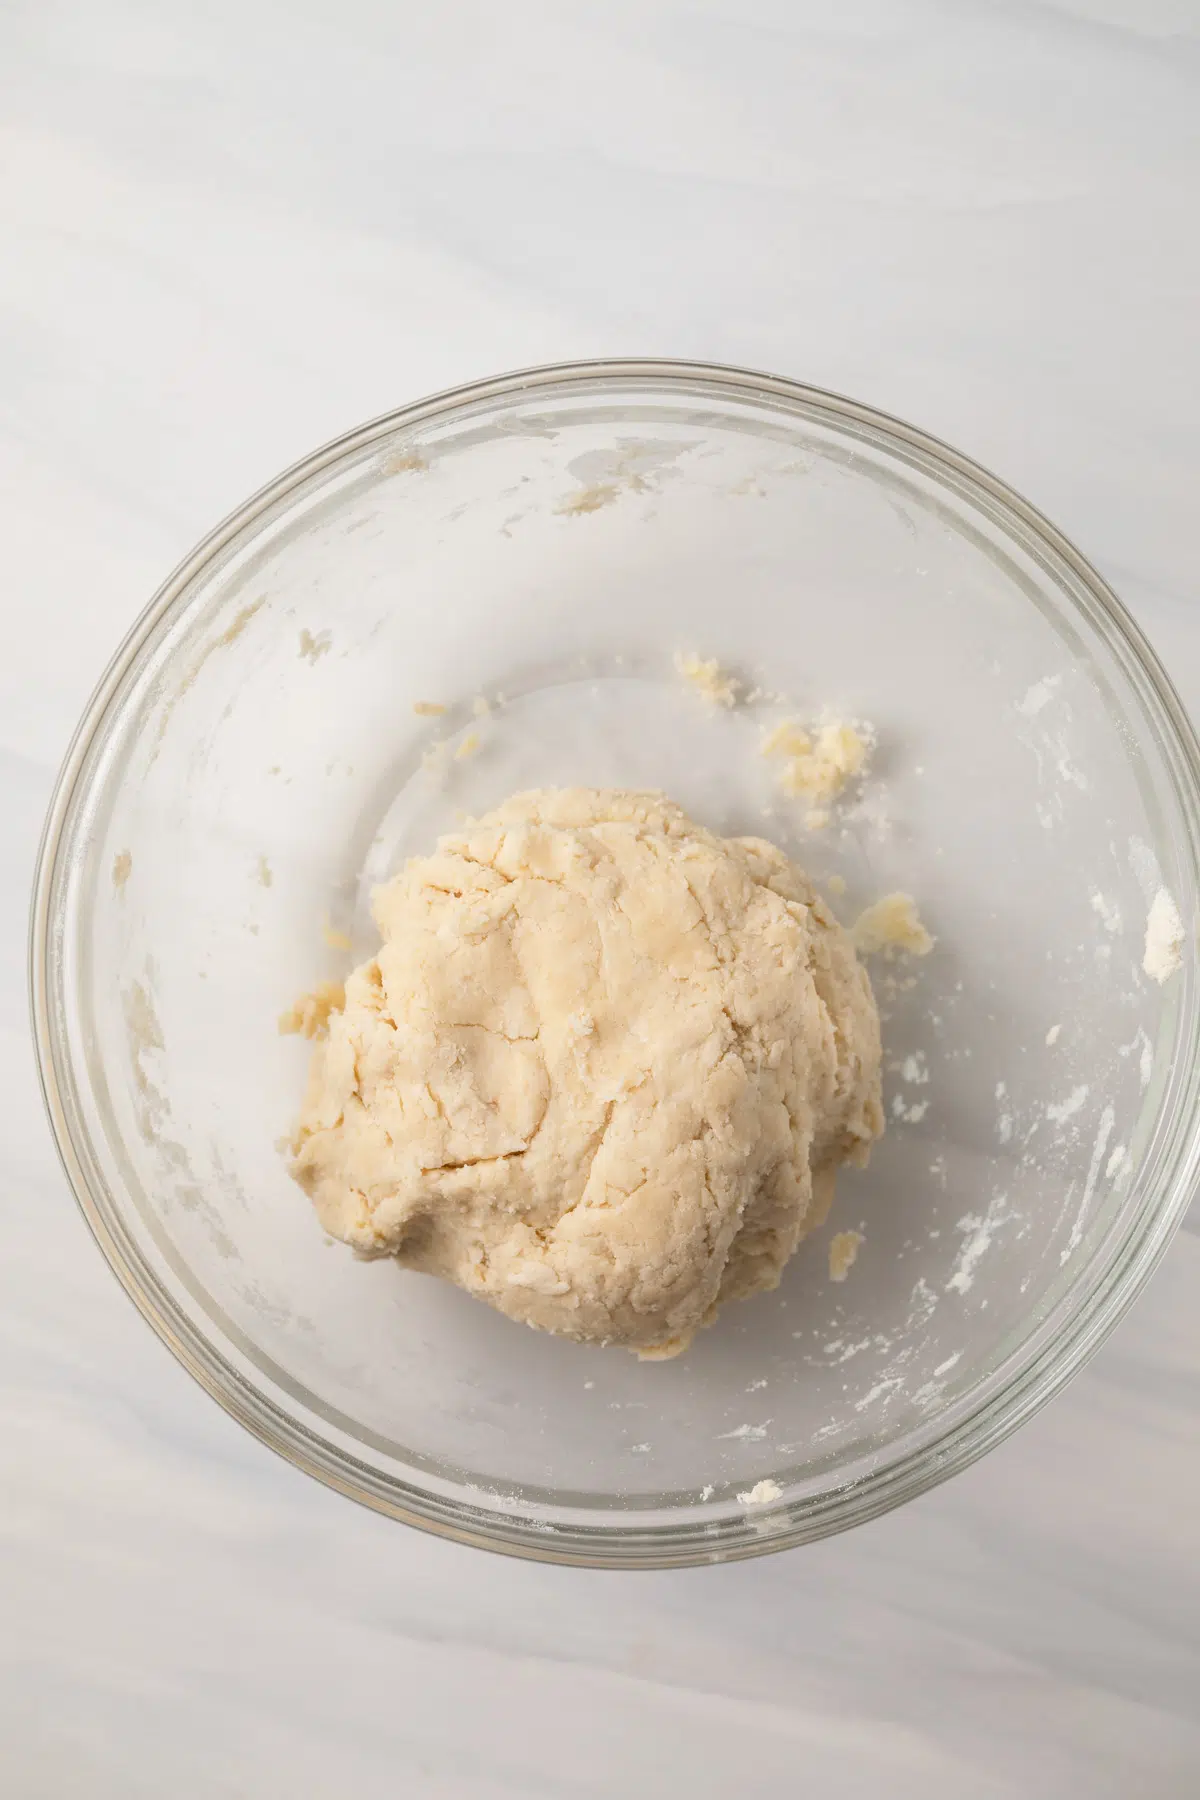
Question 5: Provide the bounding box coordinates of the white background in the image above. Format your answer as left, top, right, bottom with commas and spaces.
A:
2, 3, 1198, 1795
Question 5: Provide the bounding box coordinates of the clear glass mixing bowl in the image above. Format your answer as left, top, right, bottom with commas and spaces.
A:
31, 360, 1200, 1566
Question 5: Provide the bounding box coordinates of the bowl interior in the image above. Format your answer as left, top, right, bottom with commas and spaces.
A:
44, 368, 1197, 1550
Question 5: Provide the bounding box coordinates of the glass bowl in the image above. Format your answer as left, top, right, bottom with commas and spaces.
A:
30, 359, 1200, 1567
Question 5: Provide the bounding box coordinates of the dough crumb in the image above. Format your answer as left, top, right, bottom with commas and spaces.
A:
827, 872, 847, 897
455, 731, 481, 761
288, 788, 883, 1357
674, 651, 740, 708
738, 1479, 783, 1508
412, 700, 447, 717
472, 695, 492, 718
761, 720, 812, 759
279, 980, 345, 1040
112, 850, 132, 891
762, 718, 871, 811
1045, 1023, 1062, 1046
255, 854, 273, 888
828, 1230, 863, 1282
1143, 888, 1184, 983
298, 629, 332, 664
852, 892, 935, 958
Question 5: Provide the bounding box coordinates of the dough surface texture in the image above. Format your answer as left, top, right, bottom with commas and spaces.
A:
290, 788, 884, 1356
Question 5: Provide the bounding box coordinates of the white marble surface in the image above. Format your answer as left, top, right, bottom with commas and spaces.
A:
3, 3, 1199, 1794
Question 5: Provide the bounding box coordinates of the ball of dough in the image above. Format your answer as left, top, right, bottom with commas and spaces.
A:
290, 789, 883, 1357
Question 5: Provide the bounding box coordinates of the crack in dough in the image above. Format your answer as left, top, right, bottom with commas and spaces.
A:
289, 788, 884, 1356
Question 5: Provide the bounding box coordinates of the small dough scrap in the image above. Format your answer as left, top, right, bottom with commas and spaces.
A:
761, 721, 813, 759
413, 700, 447, 717
279, 981, 346, 1040
675, 652, 740, 708
852, 892, 934, 958
763, 718, 870, 807
289, 788, 884, 1357
828, 1229, 863, 1282
738, 1479, 783, 1507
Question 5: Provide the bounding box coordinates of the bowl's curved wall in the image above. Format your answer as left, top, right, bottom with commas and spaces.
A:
32, 363, 1200, 1564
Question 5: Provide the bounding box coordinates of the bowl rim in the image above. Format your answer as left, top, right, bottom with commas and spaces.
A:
28, 356, 1200, 1568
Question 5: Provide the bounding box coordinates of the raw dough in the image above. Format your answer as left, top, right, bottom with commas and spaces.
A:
279, 980, 345, 1040
674, 651, 740, 708
761, 719, 870, 803
738, 1478, 783, 1507
289, 788, 884, 1357
851, 891, 934, 958
828, 1229, 863, 1282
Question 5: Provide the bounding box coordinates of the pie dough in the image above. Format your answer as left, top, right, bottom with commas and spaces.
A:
289, 788, 884, 1356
